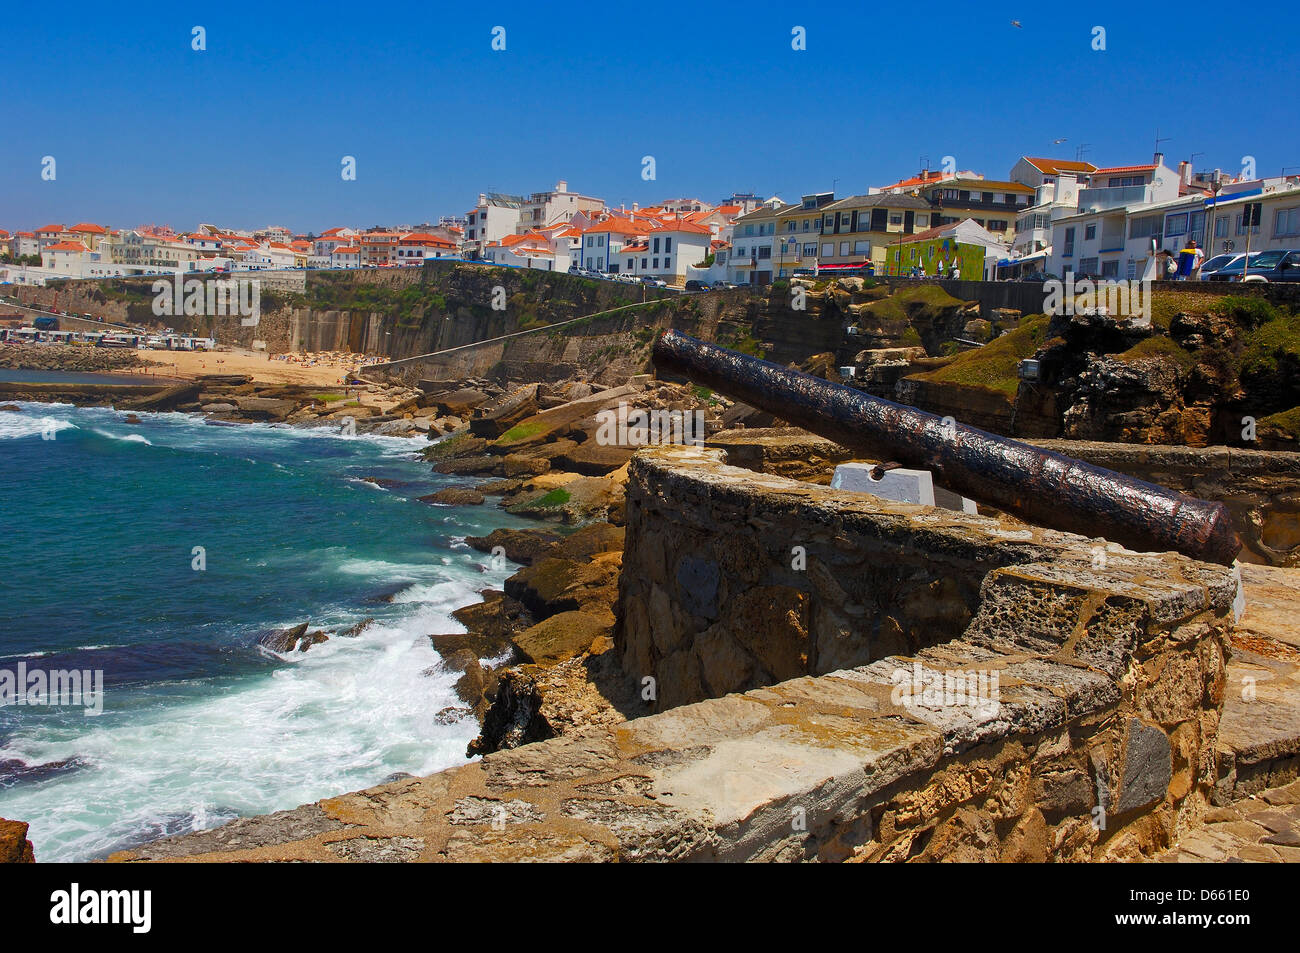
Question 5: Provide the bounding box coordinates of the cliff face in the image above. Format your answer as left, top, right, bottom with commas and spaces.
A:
906, 294, 1300, 449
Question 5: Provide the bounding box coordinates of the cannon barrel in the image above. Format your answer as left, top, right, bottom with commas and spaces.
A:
653, 329, 1240, 566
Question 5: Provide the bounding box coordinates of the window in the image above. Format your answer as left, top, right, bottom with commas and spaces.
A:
889, 215, 902, 225
916, 215, 929, 227
653, 258, 659, 268
735, 246, 746, 257
664, 237, 672, 251
786, 221, 797, 232
1107, 175, 1145, 187
1079, 257, 1098, 273
1101, 260, 1120, 278
641, 258, 648, 269
853, 241, 869, 254
803, 243, 817, 257
652, 237, 660, 253
987, 220, 1008, 232
942, 189, 961, 201
1275, 207, 1300, 238
1214, 216, 1229, 238
1063, 227, 1075, 257
822, 243, 835, 257
1165, 213, 1188, 237
757, 247, 771, 259
1236, 213, 1261, 236
627, 259, 633, 270
1129, 215, 1163, 241
1085, 223, 1097, 240
839, 241, 849, 256
824, 216, 834, 229
663, 257, 671, 270
982, 192, 994, 204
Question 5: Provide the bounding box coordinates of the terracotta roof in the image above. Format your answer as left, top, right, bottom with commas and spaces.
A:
44, 241, 88, 252
334, 246, 360, 254
875, 170, 954, 191
715, 205, 742, 215
1023, 157, 1098, 175
400, 232, 456, 246
1093, 164, 1157, 175
923, 178, 1035, 194
583, 217, 645, 237
68, 222, 107, 233
36, 224, 65, 233
652, 219, 711, 235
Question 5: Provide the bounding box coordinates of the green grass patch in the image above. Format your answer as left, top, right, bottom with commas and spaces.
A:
311, 392, 348, 402
496, 420, 547, 444
528, 488, 571, 508
912, 314, 1051, 399
1240, 309, 1300, 378
1258, 405, 1300, 440
1113, 335, 1198, 372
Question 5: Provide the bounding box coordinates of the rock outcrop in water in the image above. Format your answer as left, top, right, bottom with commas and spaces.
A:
0, 818, 35, 863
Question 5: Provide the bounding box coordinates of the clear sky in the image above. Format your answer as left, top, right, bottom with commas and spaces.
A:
2, 1, 1296, 234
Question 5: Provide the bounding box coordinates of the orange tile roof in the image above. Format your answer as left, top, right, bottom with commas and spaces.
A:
1024, 157, 1098, 175
334, 246, 360, 254
583, 217, 645, 237
45, 241, 88, 252
716, 205, 742, 215
1093, 164, 1157, 175
652, 219, 711, 235
36, 224, 65, 233
68, 222, 107, 233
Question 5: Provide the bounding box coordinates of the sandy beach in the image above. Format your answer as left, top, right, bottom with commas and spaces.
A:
135, 348, 368, 386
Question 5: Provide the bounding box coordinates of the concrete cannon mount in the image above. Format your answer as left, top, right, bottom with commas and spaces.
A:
113, 445, 1236, 863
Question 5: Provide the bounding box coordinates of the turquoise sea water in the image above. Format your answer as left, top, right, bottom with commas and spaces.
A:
0, 402, 531, 861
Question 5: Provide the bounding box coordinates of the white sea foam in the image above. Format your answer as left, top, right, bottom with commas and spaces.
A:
0, 414, 76, 440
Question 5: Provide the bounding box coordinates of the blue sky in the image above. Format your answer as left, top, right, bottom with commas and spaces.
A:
2, 1, 1296, 234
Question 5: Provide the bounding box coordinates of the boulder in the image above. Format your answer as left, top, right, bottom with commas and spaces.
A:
338, 617, 375, 637
554, 442, 636, 475
513, 611, 611, 665
201, 403, 238, 413
469, 383, 539, 438
0, 405, 20, 412
233, 396, 299, 421
258, 622, 329, 653
464, 528, 563, 565
418, 487, 485, 506
435, 388, 490, 418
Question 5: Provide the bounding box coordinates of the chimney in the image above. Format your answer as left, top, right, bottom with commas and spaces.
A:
478, 193, 486, 206
1178, 160, 1192, 187
1153, 151, 1165, 168
556, 180, 567, 193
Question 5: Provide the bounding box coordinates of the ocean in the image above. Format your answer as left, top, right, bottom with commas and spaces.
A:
0, 401, 531, 861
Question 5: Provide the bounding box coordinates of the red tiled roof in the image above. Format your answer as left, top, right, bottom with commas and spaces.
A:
44, 241, 88, 252
68, 222, 107, 233
652, 219, 710, 235
1093, 164, 1157, 175
1024, 157, 1098, 175
334, 246, 360, 254
36, 224, 65, 233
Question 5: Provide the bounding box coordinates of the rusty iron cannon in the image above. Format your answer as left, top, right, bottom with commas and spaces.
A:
652, 329, 1240, 565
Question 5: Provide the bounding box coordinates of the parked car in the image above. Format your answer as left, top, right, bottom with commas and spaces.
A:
639, 276, 667, 287
1195, 253, 1244, 280
790, 268, 815, 279
714, 280, 738, 289
1206, 250, 1300, 282
1017, 271, 1054, 283
684, 279, 711, 291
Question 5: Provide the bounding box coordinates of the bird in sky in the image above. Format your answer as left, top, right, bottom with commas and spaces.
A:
1012, 20, 1023, 28
1053, 137, 1068, 144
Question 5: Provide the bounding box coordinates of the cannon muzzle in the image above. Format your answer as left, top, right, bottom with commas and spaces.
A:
653, 329, 1240, 566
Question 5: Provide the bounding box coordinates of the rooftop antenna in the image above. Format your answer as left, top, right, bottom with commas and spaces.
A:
1075, 143, 1091, 162
1154, 128, 1172, 159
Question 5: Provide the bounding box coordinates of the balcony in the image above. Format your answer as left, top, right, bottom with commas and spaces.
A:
1076, 185, 1149, 213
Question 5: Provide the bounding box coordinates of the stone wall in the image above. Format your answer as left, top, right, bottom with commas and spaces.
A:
112, 445, 1235, 863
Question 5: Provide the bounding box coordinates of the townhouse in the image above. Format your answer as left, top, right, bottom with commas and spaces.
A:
885, 219, 1007, 280
1006, 157, 1097, 262
726, 201, 783, 286
616, 218, 712, 284
915, 177, 1035, 242
517, 180, 605, 233
816, 193, 934, 273
1046, 156, 1184, 279
578, 216, 643, 273
358, 232, 401, 266
770, 193, 835, 277
395, 232, 459, 265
